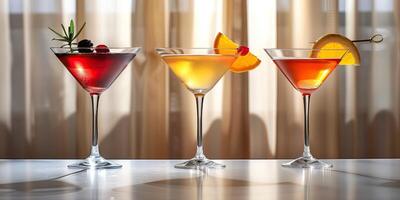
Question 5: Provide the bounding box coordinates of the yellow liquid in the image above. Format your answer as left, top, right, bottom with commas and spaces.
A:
162, 54, 236, 94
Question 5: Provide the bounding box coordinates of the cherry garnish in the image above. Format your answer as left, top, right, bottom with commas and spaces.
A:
95, 44, 110, 53
237, 45, 249, 56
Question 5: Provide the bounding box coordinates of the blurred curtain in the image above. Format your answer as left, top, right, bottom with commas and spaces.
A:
0, 0, 399, 159
276, 0, 400, 158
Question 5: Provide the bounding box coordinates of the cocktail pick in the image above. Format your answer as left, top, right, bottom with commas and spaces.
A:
351, 33, 383, 43
310, 33, 384, 44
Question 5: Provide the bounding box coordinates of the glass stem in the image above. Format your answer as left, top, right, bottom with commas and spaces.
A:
302, 94, 312, 158
194, 94, 205, 160
90, 94, 101, 158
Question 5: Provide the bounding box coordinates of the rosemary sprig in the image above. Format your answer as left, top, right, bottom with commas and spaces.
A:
49, 19, 86, 51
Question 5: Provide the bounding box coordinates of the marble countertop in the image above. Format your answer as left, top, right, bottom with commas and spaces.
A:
0, 159, 399, 200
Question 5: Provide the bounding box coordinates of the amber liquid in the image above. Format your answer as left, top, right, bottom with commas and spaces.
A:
162, 54, 236, 94
273, 58, 340, 95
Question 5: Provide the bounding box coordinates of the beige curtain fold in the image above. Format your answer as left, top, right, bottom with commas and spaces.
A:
276, 0, 400, 159
340, 0, 359, 158
0, 0, 11, 157
394, 0, 400, 157
131, 0, 169, 158
366, 0, 399, 158
5, 0, 78, 158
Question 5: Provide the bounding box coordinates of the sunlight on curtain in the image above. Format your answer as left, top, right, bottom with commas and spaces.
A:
247, 0, 278, 198
22, 0, 32, 144
248, 0, 277, 157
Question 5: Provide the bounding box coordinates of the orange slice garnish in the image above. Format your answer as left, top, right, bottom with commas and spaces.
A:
214, 32, 261, 73
312, 34, 360, 66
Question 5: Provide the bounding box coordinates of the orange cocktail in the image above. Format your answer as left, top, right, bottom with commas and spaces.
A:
265, 48, 348, 169
273, 58, 340, 95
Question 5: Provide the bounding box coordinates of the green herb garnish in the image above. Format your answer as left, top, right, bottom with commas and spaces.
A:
49, 19, 86, 50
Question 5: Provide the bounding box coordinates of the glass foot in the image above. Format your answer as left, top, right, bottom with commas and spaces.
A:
68, 155, 122, 169
282, 156, 332, 169
175, 158, 225, 169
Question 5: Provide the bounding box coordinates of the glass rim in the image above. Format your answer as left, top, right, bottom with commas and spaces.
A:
156, 47, 239, 50
50, 47, 141, 50
264, 48, 349, 51
264, 48, 349, 60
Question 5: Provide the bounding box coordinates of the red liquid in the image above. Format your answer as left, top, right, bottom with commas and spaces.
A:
273, 58, 340, 95
56, 53, 136, 94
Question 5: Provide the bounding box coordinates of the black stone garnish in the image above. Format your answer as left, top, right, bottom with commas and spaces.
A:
77, 39, 94, 53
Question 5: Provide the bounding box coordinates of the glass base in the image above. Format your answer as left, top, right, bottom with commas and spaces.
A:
68, 155, 122, 169
175, 158, 225, 169
282, 156, 332, 169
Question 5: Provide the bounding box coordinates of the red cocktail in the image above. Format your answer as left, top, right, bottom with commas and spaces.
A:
51, 47, 140, 169
56, 53, 136, 94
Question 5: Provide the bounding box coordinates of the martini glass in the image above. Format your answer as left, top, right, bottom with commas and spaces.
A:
265, 48, 347, 168
156, 48, 237, 169
51, 47, 140, 169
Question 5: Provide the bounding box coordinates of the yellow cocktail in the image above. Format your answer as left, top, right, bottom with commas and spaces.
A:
156, 34, 260, 169
161, 54, 236, 94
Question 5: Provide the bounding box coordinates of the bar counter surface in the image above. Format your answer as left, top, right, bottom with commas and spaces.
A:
0, 159, 399, 199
